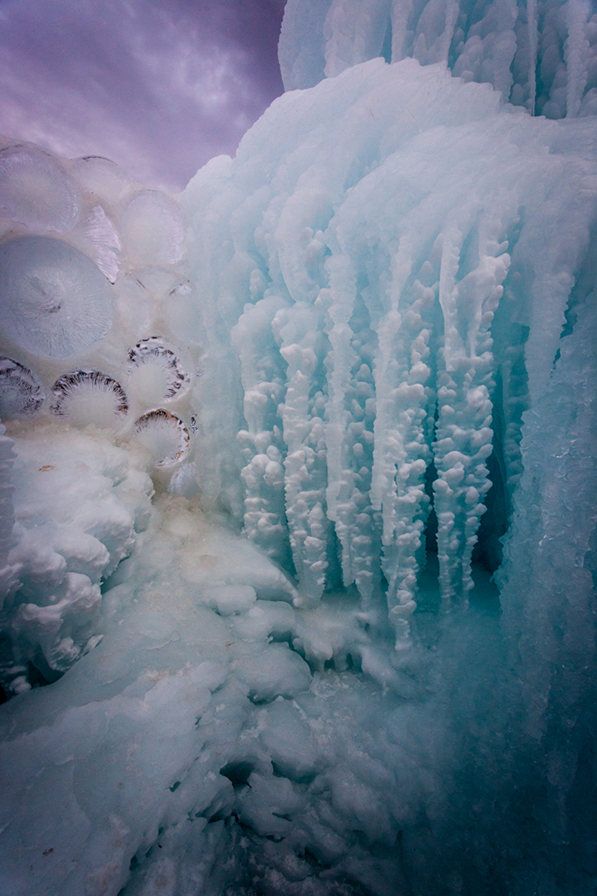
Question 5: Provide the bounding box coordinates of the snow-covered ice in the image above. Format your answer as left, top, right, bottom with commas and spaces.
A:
0, 0, 596, 893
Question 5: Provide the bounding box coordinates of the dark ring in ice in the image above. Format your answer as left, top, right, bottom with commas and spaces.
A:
134, 408, 190, 467
127, 336, 189, 401
50, 370, 128, 417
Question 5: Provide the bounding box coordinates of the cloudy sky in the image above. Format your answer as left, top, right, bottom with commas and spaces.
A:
0, 0, 286, 192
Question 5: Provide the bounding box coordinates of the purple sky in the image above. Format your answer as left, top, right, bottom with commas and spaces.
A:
0, 0, 286, 192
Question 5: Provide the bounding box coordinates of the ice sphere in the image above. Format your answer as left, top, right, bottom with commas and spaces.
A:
50, 370, 128, 429
0, 358, 44, 418
69, 155, 134, 205
0, 235, 114, 359
0, 144, 80, 232
120, 190, 186, 266
131, 265, 182, 296
73, 204, 122, 283
127, 337, 189, 405
134, 408, 190, 466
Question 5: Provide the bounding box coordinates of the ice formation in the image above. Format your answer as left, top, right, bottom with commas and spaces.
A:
0, 2, 596, 895
279, 0, 597, 118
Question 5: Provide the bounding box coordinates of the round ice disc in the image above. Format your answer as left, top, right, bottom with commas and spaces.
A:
127, 337, 189, 405
0, 357, 44, 418
0, 144, 80, 233
134, 408, 190, 467
70, 156, 134, 205
50, 370, 128, 429
121, 190, 185, 266
0, 236, 114, 359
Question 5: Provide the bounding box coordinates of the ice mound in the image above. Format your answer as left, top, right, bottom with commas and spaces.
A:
0, 492, 486, 896
0, 424, 153, 693
279, 0, 597, 118
0, 136, 200, 695
127, 337, 190, 406
0, 2, 596, 894
134, 408, 191, 467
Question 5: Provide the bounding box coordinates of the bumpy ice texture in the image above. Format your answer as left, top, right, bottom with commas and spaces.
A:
0, 3, 596, 896
183, 57, 596, 647
279, 0, 597, 119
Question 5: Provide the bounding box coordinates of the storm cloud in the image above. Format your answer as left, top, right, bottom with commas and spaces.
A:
0, 0, 285, 191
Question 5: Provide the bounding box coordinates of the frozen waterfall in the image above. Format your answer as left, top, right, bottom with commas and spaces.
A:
0, 1, 596, 895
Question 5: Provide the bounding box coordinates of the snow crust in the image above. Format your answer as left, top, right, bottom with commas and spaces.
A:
0, 4, 596, 895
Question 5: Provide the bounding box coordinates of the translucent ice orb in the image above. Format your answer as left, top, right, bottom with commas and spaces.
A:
120, 190, 185, 265
0, 144, 80, 232
70, 156, 134, 206
0, 236, 114, 359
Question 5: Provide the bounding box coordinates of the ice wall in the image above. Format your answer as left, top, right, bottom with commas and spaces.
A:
183, 57, 597, 648
0, 2, 596, 895
279, 0, 597, 118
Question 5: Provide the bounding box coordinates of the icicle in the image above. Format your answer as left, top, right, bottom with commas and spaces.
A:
323, 255, 359, 578
323, 0, 393, 78
527, 0, 538, 113
565, 0, 590, 119
433, 208, 510, 605
324, 255, 383, 608
371, 240, 436, 648
232, 295, 291, 566
275, 302, 329, 606
390, 0, 414, 61
0, 426, 16, 602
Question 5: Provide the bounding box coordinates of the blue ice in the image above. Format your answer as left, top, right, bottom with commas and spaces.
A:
0, 1, 596, 894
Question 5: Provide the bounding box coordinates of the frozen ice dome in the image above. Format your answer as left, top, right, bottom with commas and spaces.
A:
0, 235, 114, 359
0, 358, 44, 418
50, 370, 128, 430
120, 190, 186, 266
0, 144, 80, 233
127, 337, 189, 405
134, 408, 190, 467
73, 205, 122, 283
69, 155, 135, 206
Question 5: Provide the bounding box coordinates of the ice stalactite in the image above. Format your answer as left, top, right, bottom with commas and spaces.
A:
324, 254, 382, 610
276, 302, 331, 605
431, 206, 510, 604
279, 0, 597, 118
183, 57, 597, 650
